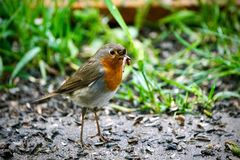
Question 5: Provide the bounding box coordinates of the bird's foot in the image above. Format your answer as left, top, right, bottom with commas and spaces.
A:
76, 140, 92, 150
90, 133, 108, 142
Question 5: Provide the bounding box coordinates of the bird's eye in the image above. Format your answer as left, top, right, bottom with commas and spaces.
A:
109, 50, 115, 55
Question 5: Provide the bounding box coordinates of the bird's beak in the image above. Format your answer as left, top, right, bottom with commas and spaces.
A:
124, 55, 131, 66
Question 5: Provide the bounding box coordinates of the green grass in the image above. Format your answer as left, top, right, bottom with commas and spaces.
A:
1, 0, 239, 115
0, 0, 107, 83
112, 0, 240, 114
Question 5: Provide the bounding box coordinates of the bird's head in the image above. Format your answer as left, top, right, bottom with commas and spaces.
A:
95, 43, 131, 67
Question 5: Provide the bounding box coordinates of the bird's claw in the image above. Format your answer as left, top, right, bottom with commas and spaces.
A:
90, 133, 108, 142
76, 140, 92, 150
99, 135, 108, 142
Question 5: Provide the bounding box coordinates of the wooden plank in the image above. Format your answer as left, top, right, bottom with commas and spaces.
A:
44, 0, 240, 23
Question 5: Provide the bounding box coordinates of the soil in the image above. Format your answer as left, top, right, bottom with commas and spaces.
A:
0, 80, 240, 160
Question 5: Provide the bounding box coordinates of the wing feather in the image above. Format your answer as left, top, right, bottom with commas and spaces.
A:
55, 59, 104, 94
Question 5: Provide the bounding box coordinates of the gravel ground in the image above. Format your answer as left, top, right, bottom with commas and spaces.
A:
0, 81, 240, 160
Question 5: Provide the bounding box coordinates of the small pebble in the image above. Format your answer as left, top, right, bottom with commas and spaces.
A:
175, 115, 185, 126
61, 142, 67, 146
128, 137, 139, 145
166, 143, 177, 150
146, 146, 154, 154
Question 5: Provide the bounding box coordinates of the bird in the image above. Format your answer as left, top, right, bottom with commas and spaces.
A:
32, 43, 131, 148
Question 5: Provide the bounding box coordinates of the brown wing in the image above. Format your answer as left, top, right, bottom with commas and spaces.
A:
55, 59, 104, 94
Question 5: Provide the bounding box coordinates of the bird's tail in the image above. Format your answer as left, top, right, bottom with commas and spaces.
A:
31, 92, 59, 104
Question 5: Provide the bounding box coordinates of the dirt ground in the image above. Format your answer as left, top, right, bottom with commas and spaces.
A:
0, 81, 240, 160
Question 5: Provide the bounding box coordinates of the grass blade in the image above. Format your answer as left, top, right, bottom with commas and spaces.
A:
159, 10, 197, 24
159, 74, 192, 93
39, 60, 47, 81
213, 91, 240, 101
225, 141, 240, 158
173, 32, 211, 58
0, 56, 3, 78
104, 0, 132, 42
9, 47, 41, 83
135, 0, 153, 29
111, 103, 137, 113
208, 81, 216, 100
104, 0, 138, 58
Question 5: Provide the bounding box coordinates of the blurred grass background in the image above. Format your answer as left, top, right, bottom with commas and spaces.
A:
0, 0, 239, 115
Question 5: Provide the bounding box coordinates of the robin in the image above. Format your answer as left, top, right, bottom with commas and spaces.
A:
32, 43, 131, 147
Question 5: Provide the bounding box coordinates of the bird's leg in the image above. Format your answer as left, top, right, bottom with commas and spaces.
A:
80, 108, 86, 145
90, 111, 108, 142
78, 107, 91, 149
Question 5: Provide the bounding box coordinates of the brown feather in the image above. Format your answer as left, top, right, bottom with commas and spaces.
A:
55, 59, 104, 94
31, 92, 59, 104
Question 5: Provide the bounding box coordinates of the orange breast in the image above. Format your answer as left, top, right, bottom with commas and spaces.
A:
101, 58, 123, 91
